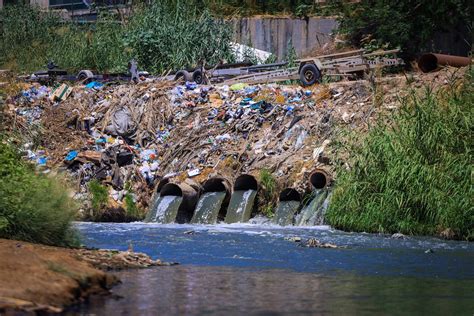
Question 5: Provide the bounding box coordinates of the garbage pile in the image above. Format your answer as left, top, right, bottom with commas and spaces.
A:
2, 71, 416, 220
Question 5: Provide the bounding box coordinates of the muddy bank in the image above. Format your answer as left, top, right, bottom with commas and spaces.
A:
0, 238, 165, 314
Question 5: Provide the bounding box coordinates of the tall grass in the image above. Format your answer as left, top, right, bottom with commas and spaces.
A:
125, 1, 234, 72
0, 140, 79, 246
0, 2, 233, 73
0, 5, 59, 71
327, 71, 473, 240
259, 169, 278, 217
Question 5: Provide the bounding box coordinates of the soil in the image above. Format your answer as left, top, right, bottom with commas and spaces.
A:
0, 238, 166, 314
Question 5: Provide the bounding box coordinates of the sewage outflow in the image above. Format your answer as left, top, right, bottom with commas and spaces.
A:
191, 192, 227, 224
224, 189, 258, 223
145, 169, 332, 226
295, 190, 330, 226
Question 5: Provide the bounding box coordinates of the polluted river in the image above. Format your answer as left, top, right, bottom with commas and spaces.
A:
70, 171, 474, 316
74, 222, 474, 315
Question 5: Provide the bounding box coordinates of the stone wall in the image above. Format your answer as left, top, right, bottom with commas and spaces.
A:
232, 17, 338, 60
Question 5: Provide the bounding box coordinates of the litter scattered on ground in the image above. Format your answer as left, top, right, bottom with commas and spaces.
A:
1, 67, 466, 219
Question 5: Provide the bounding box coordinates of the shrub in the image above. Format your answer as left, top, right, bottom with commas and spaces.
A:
124, 1, 234, 72
0, 2, 234, 73
259, 169, 278, 217
0, 141, 79, 246
327, 71, 473, 240
335, 0, 471, 59
124, 192, 140, 220
88, 179, 108, 215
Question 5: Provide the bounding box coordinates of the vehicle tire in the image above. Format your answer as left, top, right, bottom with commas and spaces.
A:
174, 70, 192, 83
299, 63, 321, 86
77, 70, 94, 82
192, 69, 207, 84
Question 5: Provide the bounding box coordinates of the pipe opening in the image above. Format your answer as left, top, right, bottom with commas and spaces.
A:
418, 53, 471, 73
156, 178, 169, 194
203, 177, 231, 220
203, 178, 229, 193
418, 53, 438, 73
160, 183, 182, 197
234, 174, 258, 191
310, 170, 329, 189
279, 188, 301, 202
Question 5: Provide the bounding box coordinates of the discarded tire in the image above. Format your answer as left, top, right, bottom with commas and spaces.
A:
174, 70, 192, 82
192, 69, 206, 84
77, 70, 94, 82
299, 63, 321, 86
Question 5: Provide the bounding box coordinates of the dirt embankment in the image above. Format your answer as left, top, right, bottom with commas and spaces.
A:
0, 239, 165, 314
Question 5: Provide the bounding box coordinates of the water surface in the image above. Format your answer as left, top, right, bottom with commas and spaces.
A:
74, 222, 474, 315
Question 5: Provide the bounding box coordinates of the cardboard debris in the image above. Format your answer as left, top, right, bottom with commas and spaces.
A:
50, 83, 73, 102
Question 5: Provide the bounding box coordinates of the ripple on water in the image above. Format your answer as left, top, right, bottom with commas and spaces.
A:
74, 222, 474, 280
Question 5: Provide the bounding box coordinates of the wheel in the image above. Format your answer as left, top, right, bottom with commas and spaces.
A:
299, 63, 321, 86
192, 69, 207, 84
77, 70, 94, 82
174, 70, 192, 83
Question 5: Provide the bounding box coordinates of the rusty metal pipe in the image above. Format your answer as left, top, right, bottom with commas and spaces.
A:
309, 168, 331, 190
418, 53, 471, 73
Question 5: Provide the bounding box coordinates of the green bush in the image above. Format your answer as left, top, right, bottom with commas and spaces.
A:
125, 1, 234, 72
327, 71, 473, 240
259, 169, 277, 217
0, 2, 234, 73
335, 0, 471, 59
0, 4, 59, 71
0, 141, 79, 246
88, 179, 108, 215
124, 192, 140, 220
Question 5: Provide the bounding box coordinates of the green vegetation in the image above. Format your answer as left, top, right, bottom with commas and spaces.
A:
0, 2, 234, 73
259, 169, 278, 217
202, 0, 338, 17
88, 179, 108, 215
125, 1, 234, 73
0, 140, 79, 246
124, 192, 140, 220
327, 71, 473, 240
335, 0, 471, 58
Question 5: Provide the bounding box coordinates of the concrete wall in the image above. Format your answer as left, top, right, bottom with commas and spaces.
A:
30, 0, 49, 8
233, 17, 338, 60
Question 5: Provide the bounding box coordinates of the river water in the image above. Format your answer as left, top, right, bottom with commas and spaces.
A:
73, 222, 474, 315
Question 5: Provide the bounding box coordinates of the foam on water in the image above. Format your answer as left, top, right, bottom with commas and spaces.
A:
74, 221, 474, 280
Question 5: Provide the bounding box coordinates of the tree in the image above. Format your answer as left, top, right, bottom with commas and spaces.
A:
335, 0, 472, 59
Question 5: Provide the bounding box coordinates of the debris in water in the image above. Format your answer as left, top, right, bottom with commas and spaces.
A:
285, 236, 302, 242
391, 233, 407, 239
303, 238, 341, 249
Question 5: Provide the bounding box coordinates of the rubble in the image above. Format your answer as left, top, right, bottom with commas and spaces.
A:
1, 67, 466, 220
